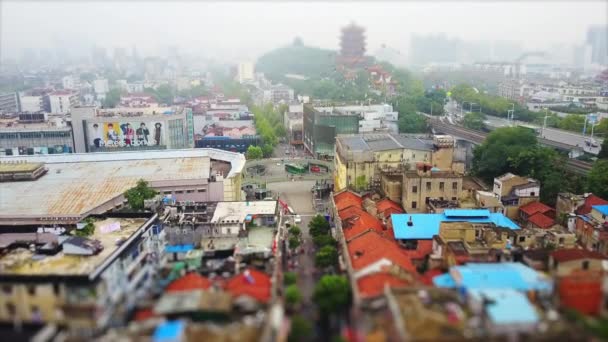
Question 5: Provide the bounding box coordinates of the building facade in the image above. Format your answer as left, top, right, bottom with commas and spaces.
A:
49, 91, 79, 114
71, 106, 195, 153
303, 104, 359, 159
0, 92, 19, 114
402, 166, 463, 212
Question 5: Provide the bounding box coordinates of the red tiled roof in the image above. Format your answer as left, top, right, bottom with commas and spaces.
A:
520, 201, 553, 216
577, 195, 608, 215
401, 239, 434, 261
334, 191, 363, 212
134, 308, 156, 321
339, 206, 385, 240
376, 199, 403, 217
357, 272, 409, 299
166, 273, 211, 292
527, 212, 556, 229
347, 231, 416, 273
224, 268, 271, 303
558, 273, 603, 315
552, 248, 607, 262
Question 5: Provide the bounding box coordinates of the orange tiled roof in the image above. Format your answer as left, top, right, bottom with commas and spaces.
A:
552, 248, 607, 262
376, 198, 403, 217
340, 206, 386, 240
357, 272, 409, 299
519, 201, 553, 216
527, 212, 555, 229
401, 240, 434, 261
348, 230, 416, 273
224, 268, 271, 303
334, 191, 363, 212
166, 273, 212, 292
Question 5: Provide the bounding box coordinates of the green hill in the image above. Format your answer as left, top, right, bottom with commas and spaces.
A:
256, 45, 338, 80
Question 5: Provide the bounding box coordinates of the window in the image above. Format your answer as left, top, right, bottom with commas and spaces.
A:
426, 182, 431, 191
451, 197, 457, 201
559, 237, 565, 244
53, 283, 60, 296
2, 285, 11, 295
412, 186, 418, 193
163, 191, 171, 195
582, 261, 589, 270
197, 189, 206, 193
531, 192, 535, 197
6, 303, 15, 316
518, 236, 526, 243
186, 190, 194, 193
452, 182, 458, 190
27, 285, 36, 296
411, 201, 417, 209
425, 197, 430, 204
227, 228, 231, 235
439, 182, 445, 191
175, 190, 184, 194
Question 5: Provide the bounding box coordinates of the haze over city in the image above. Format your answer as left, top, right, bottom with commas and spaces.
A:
0, 1, 608, 341
1, 1, 607, 62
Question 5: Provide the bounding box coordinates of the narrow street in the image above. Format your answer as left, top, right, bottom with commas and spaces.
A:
267, 181, 321, 340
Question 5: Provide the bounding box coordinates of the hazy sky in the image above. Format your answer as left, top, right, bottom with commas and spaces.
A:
1, 1, 606, 62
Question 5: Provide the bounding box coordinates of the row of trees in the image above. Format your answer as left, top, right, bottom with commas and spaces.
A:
248, 104, 287, 159
472, 127, 608, 204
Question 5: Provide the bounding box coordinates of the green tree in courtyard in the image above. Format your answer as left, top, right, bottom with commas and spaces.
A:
309, 214, 330, 237
313, 275, 350, 315
102, 88, 122, 108
288, 236, 301, 250
124, 179, 158, 210
587, 160, 608, 200
285, 284, 303, 308
313, 234, 337, 248
246, 145, 263, 160
289, 226, 302, 236
73, 217, 96, 237
284, 272, 297, 286
288, 315, 313, 342
354, 175, 367, 191
315, 245, 338, 268
261, 144, 274, 158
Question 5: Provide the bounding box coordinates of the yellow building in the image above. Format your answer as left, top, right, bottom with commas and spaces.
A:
493, 173, 540, 219
334, 134, 456, 191
402, 165, 463, 212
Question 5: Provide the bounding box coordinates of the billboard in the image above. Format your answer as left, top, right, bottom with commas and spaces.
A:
88, 121, 165, 149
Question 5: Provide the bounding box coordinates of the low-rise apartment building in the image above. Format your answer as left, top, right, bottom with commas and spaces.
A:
493, 173, 540, 219
334, 134, 456, 192
402, 163, 463, 212
0, 114, 74, 156
303, 104, 359, 159
48, 90, 79, 114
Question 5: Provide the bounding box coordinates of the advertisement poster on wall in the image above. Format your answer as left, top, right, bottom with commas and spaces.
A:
88, 121, 165, 149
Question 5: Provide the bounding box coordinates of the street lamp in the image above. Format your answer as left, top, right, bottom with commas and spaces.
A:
541, 108, 550, 137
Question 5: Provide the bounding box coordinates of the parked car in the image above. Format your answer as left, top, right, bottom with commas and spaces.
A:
294, 215, 302, 224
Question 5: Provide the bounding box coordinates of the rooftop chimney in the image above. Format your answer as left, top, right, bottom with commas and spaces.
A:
407, 216, 413, 227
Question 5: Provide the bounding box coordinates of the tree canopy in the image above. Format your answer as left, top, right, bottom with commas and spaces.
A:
315, 245, 338, 268
288, 315, 313, 342
124, 179, 158, 210
313, 275, 350, 315
246, 145, 263, 160
587, 160, 608, 199
598, 139, 608, 159
309, 215, 330, 237
102, 88, 122, 108
463, 111, 486, 131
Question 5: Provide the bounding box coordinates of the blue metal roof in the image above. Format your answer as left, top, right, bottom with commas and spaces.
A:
433, 262, 552, 292
444, 209, 490, 217
592, 205, 608, 215
153, 321, 185, 342
391, 210, 520, 240
164, 244, 194, 253
468, 289, 539, 325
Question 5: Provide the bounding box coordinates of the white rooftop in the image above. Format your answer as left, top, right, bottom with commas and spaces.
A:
211, 201, 277, 224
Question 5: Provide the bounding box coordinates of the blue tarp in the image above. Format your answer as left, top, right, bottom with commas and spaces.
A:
433, 263, 552, 292
592, 205, 608, 216
392, 210, 520, 240
153, 321, 185, 342
164, 244, 194, 253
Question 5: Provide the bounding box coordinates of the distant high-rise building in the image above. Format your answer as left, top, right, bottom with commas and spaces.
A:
586, 25, 607, 65
237, 62, 255, 84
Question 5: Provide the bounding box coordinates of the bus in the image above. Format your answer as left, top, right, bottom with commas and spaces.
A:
285, 163, 307, 175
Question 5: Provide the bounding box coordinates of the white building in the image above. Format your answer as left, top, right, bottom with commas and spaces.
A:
49, 90, 79, 114
261, 84, 294, 104
94, 79, 109, 98
315, 103, 399, 133
237, 62, 255, 84
126, 82, 145, 93
62, 76, 79, 90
